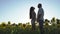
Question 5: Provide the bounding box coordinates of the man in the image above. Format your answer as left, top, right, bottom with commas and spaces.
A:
37, 3, 44, 34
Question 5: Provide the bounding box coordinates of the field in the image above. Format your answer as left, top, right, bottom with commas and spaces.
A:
0, 22, 60, 34
0, 17, 60, 34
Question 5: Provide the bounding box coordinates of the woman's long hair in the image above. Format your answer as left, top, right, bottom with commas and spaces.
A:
29, 7, 35, 19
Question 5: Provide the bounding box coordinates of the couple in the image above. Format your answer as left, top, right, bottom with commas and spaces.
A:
29, 3, 44, 34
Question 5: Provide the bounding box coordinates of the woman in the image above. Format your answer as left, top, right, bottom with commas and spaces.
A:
29, 6, 36, 31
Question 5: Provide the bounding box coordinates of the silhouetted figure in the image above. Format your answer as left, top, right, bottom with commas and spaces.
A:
29, 7, 36, 31
37, 3, 44, 34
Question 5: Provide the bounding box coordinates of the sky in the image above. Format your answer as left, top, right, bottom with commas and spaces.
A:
0, 0, 60, 24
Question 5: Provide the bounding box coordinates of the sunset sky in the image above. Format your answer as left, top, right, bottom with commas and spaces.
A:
0, 0, 60, 24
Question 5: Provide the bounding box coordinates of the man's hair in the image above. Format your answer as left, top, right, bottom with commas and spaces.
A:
38, 3, 42, 8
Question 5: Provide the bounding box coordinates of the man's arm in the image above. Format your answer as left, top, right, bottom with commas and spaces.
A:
37, 12, 42, 22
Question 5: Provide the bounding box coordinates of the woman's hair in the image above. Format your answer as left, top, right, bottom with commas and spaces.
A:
30, 6, 35, 19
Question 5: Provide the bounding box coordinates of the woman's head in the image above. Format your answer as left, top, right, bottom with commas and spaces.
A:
30, 6, 35, 12
38, 3, 42, 8
30, 6, 35, 19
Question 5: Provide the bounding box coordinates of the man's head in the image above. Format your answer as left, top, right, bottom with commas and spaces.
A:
38, 3, 42, 8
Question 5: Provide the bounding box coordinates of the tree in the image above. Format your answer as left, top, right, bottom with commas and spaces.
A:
56, 19, 60, 24
51, 17, 56, 24
26, 22, 30, 25
1, 22, 6, 27
45, 19, 50, 25
8, 21, 11, 25
18, 23, 22, 26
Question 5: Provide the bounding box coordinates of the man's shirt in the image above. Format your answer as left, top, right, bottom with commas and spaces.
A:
37, 8, 44, 21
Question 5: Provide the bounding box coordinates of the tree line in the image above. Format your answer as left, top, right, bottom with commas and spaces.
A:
0, 17, 60, 34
